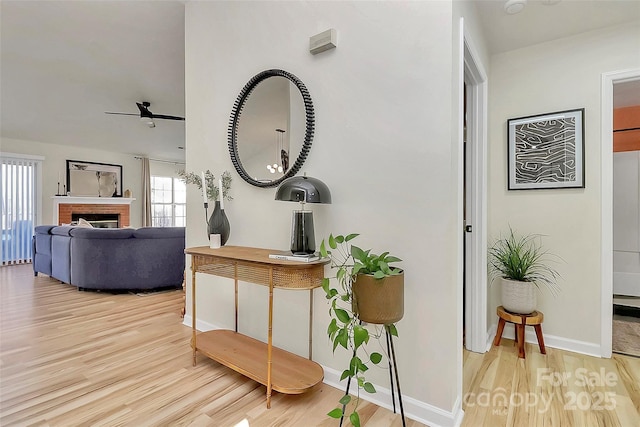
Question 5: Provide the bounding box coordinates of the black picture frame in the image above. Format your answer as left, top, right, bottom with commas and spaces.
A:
507, 108, 585, 190
66, 160, 123, 197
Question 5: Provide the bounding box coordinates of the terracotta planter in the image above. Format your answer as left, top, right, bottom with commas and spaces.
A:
352, 271, 404, 324
501, 277, 537, 314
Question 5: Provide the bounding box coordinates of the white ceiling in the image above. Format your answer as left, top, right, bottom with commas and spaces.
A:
1, 0, 186, 162
473, 0, 640, 55
1, 1, 638, 163
472, 0, 640, 109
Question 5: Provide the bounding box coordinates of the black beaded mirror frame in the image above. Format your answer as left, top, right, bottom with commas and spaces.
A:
228, 69, 315, 188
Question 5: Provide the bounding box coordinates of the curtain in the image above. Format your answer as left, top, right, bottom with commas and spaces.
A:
142, 157, 152, 226
1, 154, 41, 265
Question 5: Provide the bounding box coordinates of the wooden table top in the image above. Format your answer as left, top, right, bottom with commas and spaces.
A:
185, 245, 329, 267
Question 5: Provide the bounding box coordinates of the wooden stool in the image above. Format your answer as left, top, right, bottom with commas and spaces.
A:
493, 305, 546, 359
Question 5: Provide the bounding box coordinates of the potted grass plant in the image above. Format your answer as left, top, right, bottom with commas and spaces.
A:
488, 228, 561, 314
320, 233, 404, 427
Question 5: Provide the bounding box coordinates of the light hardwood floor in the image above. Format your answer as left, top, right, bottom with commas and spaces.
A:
0, 265, 418, 426
1, 264, 639, 426
461, 338, 640, 426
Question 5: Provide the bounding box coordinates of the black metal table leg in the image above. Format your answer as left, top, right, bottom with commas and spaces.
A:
386, 325, 406, 427
339, 346, 357, 427
385, 327, 397, 413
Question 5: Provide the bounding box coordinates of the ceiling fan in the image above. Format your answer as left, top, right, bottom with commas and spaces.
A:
105, 101, 185, 128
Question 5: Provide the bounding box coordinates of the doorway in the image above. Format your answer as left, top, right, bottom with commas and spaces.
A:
611, 77, 640, 357
600, 68, 640, 357
463, 38, 488, 353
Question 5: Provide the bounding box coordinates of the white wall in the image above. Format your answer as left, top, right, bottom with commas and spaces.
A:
185, 1, 462, 424
488, 22, 640, 351
1, 137, 144, 227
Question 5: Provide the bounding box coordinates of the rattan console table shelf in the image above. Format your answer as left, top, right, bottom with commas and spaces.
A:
185, 245, 328, 408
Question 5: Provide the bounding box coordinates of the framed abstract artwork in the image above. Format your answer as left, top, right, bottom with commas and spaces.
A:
66, 160, 123, 197
507, 108, 585, 190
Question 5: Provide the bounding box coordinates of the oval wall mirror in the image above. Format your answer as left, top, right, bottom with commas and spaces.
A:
228, 69, 314, 188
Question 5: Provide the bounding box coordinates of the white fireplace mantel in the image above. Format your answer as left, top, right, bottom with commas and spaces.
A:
52, 196, 135, 205
52, 196, 135, 225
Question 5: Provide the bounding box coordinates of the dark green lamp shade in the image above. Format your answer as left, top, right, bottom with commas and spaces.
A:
275, 176, 331, 255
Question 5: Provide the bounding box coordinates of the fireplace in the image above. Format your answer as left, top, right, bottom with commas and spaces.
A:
53, 196, 134, 227
71, 213, 120, 228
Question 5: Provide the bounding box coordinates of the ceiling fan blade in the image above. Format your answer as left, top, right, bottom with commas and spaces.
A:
107, 102, 184, 122
105, 112, 138, 116
136, 102, 152, 118
151, 114, 185, 121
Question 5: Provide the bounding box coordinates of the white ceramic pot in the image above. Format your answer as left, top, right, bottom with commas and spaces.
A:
501, 277, 537, 314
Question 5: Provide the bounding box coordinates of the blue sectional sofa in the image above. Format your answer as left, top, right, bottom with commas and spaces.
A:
33, 226, 185, 291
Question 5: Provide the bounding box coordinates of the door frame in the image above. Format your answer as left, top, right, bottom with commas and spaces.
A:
601, 68, 640, 357
463, 33, 488, 353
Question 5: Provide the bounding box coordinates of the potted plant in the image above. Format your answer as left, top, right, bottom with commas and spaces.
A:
488, 228, 561, 314
178, 169, 233, 244
177, 169, 233, 203
320, 233, 404, 427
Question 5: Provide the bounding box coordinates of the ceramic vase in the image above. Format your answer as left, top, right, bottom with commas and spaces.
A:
352, 271, 404, 325
208, 201, 230, 245
501, 277, 536, 314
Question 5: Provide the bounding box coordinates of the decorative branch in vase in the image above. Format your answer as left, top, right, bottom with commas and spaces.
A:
178, 169, 233, 245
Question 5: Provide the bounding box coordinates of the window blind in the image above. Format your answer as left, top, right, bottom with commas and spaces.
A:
1, 154, 41, 265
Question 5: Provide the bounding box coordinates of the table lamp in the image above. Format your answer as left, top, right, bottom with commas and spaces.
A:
275, 175, 331, 255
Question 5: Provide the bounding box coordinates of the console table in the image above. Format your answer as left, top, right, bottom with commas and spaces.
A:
185, 245, 328, 408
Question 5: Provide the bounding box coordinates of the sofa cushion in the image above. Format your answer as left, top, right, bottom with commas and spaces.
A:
33, 225, 55, 276
70, 228, 135, 239
34, 225, 55, 234
34, 226, 55, 256
51, 226, 76, 237
133, 227, 185, 239
51, 229, 73, 283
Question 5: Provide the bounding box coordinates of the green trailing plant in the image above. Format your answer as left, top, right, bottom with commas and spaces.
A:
319, 233, 402, 427
177, 169, 233, 202
488, 227, 561, 295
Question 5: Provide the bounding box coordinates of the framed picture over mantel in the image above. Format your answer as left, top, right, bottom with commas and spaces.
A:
66, 160, 123, 197
507, 108, 585, 190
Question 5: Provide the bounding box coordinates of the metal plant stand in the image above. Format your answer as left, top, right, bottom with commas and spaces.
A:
339, 324, 406, 427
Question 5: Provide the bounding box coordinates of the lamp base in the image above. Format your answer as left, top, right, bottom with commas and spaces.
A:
290, 210, 315, 255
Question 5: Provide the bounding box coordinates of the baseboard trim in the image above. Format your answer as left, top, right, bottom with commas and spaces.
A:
322, 366, 464, 427
485, 324, 497, 352
182, 315, 222, 332
487, 323, 602, 358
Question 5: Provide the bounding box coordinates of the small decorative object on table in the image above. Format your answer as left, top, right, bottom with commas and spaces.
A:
56, 172, 65, 196
179, 169, 233, 245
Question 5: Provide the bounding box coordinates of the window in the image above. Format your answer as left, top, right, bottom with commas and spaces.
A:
1, 153, 42, 264
150, 176, 186, 227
